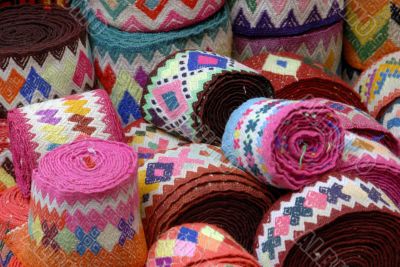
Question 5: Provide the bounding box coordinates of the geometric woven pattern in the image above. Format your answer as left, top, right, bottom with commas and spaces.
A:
255, 174, 400, 267
124, 119, 188, 166
89, 0, 224, 32
343, 0, 399, 70
147, 223, 260, 267
355, 51, 400, 118
4, 139, 147, 267
229, 0, 344, 37
379, 98, 400, 138
0, 120, 15, 193
0, 5, 94, 118
233, 21, 343, 72
0, 0, 66, 7
73, 0, 232, 125
7, 90, 125, 198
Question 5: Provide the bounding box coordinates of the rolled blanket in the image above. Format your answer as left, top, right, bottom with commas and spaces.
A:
0, 187, 29, 229
355, 51, 400, 120
88, 0, 225, 32
339, 132, 400, 207
344, 0, 399, 70
229, 0, 344, 37
243, 52, 366, 111
254, 173, 400, 267
0, 120, 15, 193
0, 4, 94, 118
74, 0, 232, 126
125, 119, 188, 167
318, 99, 400, 156
7, 89, 124, 198
222, 98, 344, 190
379, 98, 400, 138
142, 50, 274, 143
139, 143, 282, 252
146, 223, 260, 267
0, 0, 67, 7
4, 138, 147, 267
233, 22, 343, 72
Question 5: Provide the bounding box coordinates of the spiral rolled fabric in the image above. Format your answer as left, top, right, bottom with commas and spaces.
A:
88, 0, 225, 32
124, 119, 188, 167
0, 4, 94, 118
73, 0, 232, 126
229, 0, 344, 37
142, 50, 274, 144
139, 143, 282, 252
146, 223, 260, 267
0, 120, 15, 193
222, 98, 344, 190
344, 0, 399, 71
339, 132, 400, 207
7, 89, 125, 198
254, 173, 400, 267
4, 138, 147, 267
233, 22, 343, 72
243, 52, 367, 111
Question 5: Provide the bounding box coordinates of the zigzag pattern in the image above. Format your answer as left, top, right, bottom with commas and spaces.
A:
230, 0, 343, 36
91, 0, 224, 32
255, 175, 399, 266
0, 38, 94, 117
138, 144, 231, 216
379, 98, 400, 138
233, 21, 343, 72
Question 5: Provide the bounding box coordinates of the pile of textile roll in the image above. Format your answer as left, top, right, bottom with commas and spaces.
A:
0, 1, 399, 267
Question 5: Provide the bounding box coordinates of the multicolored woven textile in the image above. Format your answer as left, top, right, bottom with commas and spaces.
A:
125, 119, 188, 167
142, 50, 274, 143
355, 51, 400, 119
0, 5, 94, 118
222, 98, 344, 190
146, 223, 260, 267
319, 99, 400, 156
0, 187, 29, 230
0, 0, 66, 7
379, 98, 400, 138
254, 173, 400, 266
0, 120, 14, 193
139, 143, 281, 251
229, 0, 344, 37
7, 90, 125, 198
89, 0, 225, 32
233, 21, 343, 72
73, 0, 232, 126
243, 52, 366, 111
344, 0, 399, 70
341, 58, 362, 86
339, 132, 400, 207
4, 139, 147, 267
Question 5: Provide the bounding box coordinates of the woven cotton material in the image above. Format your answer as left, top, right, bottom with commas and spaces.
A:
7, 90, 125, 198
379, 98, 400, 138
222, 98, 344, 190
0, 187, 29, 230
88, 0, 225, 32
341, 58, 362, 86
338, 132, 400, 207
355, 51, 400, 120
229, 0, 344, 37
0, 120, 14, 193
233, 21, 343, 72
4, 139, 147, 267
0, 0, 66, 7
139, 143, 281, 252
146, 223, 260, 267
73, 0, 232, 126
254, 173, 400, 267
243, 52, 366, 111
124, 119, 188, 167
344, 0, 399, 70
0, 5, 94, 118
142, 50, 274, 144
